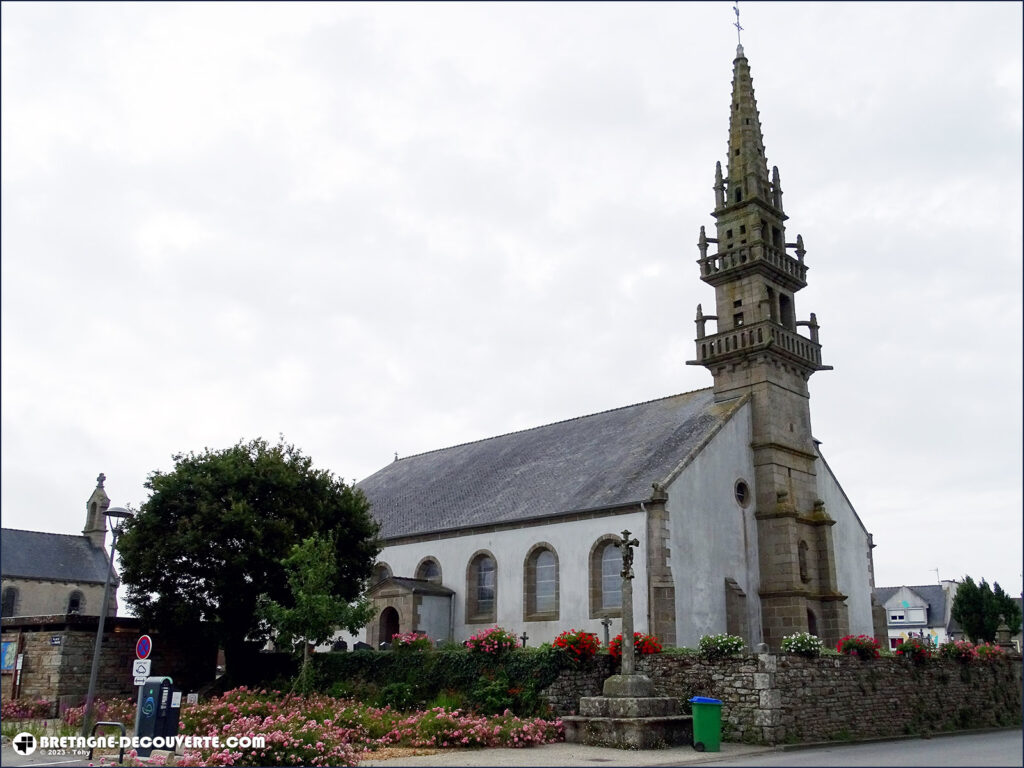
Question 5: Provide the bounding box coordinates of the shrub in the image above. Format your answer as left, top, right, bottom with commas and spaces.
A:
552, 629, 601, 665
466, 627, 519, 657
895, 636, 932, 663
836, 634, 880, 660
470, 673, 516, 715
1, 699, 51, 720
375, 682, 418, 710
609, 632, 662, 660
698, 633, 745, 660
780, 632, 824, 658
391, 631, 433, 651
974, 642, 1009, 662
938, 639, 976, 663
61, 697, 137, 729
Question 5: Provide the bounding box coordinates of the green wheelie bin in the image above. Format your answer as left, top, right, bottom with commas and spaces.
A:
688, 696, 723, 752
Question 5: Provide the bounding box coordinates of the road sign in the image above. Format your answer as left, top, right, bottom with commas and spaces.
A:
133, 659, 152, 677
136, 634, 152, 660
134, 676, 147, 686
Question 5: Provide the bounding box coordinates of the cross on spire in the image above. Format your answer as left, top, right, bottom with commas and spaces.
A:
733, 2, 744, 46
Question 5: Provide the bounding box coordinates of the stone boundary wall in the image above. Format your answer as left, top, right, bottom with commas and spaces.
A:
541, 653, 1023, 745
2, 617, 218, 715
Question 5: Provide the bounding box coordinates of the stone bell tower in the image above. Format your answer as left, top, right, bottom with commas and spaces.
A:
83, 472, 111, 550
687, 44, 850, 649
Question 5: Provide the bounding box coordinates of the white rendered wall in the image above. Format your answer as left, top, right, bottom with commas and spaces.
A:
366, 510, 648, 647
667, 402, 761, 647
815, 453, 875, 636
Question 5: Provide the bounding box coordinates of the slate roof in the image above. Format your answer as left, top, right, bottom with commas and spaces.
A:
875, 584, 947, 628
358, 388, 741, 541
1, 529, 113, 585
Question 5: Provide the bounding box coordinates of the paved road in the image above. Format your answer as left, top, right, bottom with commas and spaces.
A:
361, 730, 1023, 767
704, 729, 1022, 767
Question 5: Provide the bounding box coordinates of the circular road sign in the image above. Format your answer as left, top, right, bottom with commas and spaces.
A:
136, 634, 153, 660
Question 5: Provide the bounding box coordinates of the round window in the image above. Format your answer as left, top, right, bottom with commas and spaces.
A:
735, 480, 751, 508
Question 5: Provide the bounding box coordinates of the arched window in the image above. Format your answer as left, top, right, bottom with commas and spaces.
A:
372, 563, 392, 585
523, 544, 559, 621
415, 558, 442, 584
601, 546, 622, 609
589, 536, 623, 618
67, 590, 84, 615
798, 541, 810, 583
1, 587, 17, 617
466, 551, 496, 623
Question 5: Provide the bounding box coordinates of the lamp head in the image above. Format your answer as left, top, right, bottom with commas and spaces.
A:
105, 506, 134, 533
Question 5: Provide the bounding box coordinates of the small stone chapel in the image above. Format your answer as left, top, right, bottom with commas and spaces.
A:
353, 42, 880, 652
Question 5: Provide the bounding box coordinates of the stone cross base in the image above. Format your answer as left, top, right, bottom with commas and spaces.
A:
602, 672, 655, 698
563, 696, 692, 749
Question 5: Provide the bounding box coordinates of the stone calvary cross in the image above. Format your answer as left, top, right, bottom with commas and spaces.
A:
614, 529, 640, 675
602, 529, 655, 697
563, 526, 691, 747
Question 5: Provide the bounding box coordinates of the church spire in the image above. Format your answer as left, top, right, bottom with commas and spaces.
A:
687, 42, 849, 651
725, 45, 772, 210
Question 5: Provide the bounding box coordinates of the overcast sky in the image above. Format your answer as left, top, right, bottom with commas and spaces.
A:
3, 2, 1021, 598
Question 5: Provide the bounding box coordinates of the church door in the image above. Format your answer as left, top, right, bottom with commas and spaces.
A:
379, 607, 400, 647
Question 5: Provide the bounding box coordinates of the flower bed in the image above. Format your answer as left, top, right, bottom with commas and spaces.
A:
466, 627, 519, 657
894, 636, 932, 663
780, 632, 823, 658
836, 634, 880, 660
698, 633, 744, 659
170, 686, 561, 766
1, 698, 51, 720
975, 642, 1009, 662
938, 639, 977, 663
391, 631, 433, 651
552, 629, 600, 665
61, 697, 138, 729
608, 632, 662, 660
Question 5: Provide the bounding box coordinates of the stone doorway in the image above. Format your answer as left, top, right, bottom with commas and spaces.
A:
379, 606, 399, 647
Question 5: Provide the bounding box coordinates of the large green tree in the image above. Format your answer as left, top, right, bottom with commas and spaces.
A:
951, 576, 1022, 643
117, 437, 380, 679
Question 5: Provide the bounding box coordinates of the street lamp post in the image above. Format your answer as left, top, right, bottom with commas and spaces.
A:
81, 506, 133, 737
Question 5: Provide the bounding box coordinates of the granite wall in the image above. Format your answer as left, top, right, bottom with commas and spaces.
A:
1, 615, 218, 715
541, 652, 1022, 745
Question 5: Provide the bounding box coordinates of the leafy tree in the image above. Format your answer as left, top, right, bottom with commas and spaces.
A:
951, 576, 1021, 643
117, 437, 380, 679
993, 582, 1022, 636
257, 533, 375, 692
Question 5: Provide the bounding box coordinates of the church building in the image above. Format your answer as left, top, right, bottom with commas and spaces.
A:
1, 475, 120, 619
354, 43, 878, 651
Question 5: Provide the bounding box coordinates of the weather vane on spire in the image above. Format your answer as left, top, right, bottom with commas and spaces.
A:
733, 1, 744, 46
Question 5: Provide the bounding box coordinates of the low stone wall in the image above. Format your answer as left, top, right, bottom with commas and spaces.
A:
1, 615, 218, 715
541, 652, 1023, 745
540, 655, 613, 715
